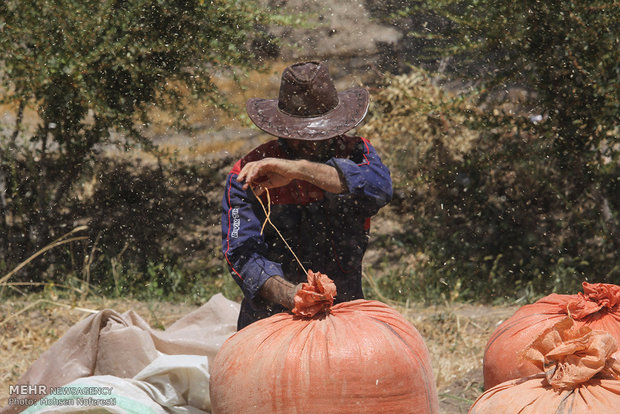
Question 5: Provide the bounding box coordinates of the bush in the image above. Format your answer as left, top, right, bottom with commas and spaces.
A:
392, 0, 619, 211
360, 67, 619, 303
363, 0, 619, 302
0, 0, 280, 285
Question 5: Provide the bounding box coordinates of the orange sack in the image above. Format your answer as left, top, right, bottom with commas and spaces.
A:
209, 270, 439, 414
483, 282, 620, 389
470, 317, 620, 413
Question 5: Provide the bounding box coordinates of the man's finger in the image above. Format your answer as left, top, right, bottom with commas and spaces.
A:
236, 167, 247, 182
246, 163, 264, 184
237, 162, 255, 183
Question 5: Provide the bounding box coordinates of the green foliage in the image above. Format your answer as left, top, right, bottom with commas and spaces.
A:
361, 67, 619, 304
363, 0, 619, 302
398, 0, 619, 168
0, 0, 279, 281
99, 256, 242, 304
0, 153, 244, 303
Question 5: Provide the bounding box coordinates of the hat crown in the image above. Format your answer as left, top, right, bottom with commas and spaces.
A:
277, 62, 339, 117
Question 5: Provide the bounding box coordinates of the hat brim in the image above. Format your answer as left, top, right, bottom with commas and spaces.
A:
246, 87, 369, 140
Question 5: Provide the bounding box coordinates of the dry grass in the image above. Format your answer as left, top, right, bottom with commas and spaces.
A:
0, 294, 517, 414
398, 303, 518, 413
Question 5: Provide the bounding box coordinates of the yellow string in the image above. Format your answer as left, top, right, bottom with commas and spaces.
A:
251, 186, 308, 275
260, 186, 270, 235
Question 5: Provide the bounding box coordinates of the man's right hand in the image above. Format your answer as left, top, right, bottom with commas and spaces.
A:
236, 158, 296, 195
259, 275, 302, 310
236, 157, 344, 196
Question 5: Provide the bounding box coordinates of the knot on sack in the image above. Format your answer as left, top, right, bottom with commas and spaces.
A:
522, 317, 620, 390
566, 282, 620, 320
292, 270, 337, 318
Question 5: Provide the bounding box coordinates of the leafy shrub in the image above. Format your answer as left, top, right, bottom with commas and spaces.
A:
0, 0, 281, 284
361, 68, 619, 303
362, 0, 618, 303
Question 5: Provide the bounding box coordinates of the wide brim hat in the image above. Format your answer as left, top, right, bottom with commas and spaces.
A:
246, 61, 369, 140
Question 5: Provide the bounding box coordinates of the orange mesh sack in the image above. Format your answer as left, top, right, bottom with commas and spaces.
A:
209, 270, 439, 414
470, 317, 620, 413
483, 282, 620, 389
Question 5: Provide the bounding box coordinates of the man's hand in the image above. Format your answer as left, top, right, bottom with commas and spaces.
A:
259, 275, 302, 310
237, 158, 296, 195
237, 157, 344, 195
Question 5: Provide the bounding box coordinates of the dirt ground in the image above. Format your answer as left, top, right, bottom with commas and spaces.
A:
0, 296, 518, 413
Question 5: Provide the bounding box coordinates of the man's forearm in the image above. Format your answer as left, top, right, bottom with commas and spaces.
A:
293, 159, 344, 194
236, 157, 345, 195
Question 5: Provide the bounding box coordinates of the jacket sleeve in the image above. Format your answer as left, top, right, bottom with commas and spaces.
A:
326, 137, 393, 216
221, 173, 283, 304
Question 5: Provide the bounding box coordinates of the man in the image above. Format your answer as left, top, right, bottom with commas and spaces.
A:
221, 61, 392, 330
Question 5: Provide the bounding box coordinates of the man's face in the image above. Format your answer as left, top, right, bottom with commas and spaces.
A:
285, 138, 334, 162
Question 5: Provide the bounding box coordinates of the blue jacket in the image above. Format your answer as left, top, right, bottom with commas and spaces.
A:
221, 136, 392, 329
